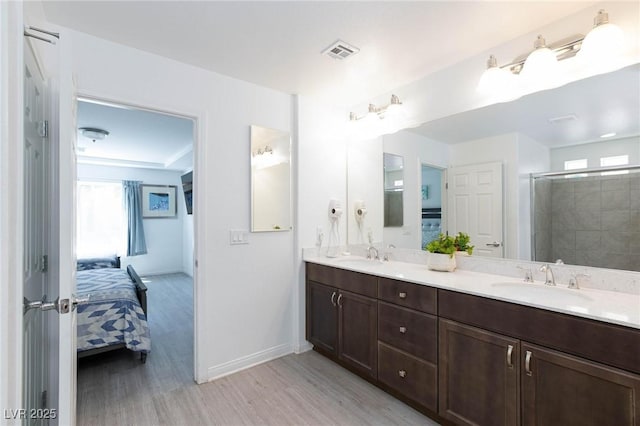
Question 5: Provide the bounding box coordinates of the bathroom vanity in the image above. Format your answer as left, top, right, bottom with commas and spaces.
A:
304, 257, 640, 426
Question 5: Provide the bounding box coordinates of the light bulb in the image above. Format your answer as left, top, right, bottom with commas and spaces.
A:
520, 35, 562, 91
578, 10, 625, 74
477, 55, 515, 98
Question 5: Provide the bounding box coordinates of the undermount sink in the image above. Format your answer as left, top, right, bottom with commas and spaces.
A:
333, 257, 383, 267
490, 282, 593, 304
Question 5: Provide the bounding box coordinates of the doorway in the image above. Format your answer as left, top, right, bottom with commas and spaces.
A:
73, 97, 198, 418
421, 164, 444, 248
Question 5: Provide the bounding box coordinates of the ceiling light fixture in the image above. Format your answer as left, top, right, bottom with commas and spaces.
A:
478, 9, 624, 95
79, 127, 109, 142
252, 145, 273, 157
600, 132, 616, 138
350, 95, 403, 122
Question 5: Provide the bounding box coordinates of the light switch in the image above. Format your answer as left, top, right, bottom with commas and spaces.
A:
229, 229, 249, 245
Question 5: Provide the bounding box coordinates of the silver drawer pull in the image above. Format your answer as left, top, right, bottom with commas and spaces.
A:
398, 292, 407, 299
399, 326, 407, 334
398, 370, 407, 378
506, 345, 513, 369
525, 351, 533, 376
330, 291, 336, 307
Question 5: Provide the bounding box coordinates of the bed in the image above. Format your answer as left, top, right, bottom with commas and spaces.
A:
76, 256, 150, 363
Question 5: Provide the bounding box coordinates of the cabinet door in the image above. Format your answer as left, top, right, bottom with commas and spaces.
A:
522, 343, 640, 426
306, 281, 337, 355
439, 319, 520, 426
338, 290, 377, 378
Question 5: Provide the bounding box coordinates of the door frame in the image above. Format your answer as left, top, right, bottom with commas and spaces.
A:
70, 92, 208, 382
0, 1, 27, 419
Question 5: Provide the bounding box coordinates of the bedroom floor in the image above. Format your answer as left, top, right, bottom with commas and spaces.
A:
76, 273, 436, 425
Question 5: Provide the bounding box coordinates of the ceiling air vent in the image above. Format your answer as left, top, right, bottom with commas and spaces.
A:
322, 40, 360, 60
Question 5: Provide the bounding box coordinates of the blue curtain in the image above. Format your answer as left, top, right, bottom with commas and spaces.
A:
123, 180, 147, 256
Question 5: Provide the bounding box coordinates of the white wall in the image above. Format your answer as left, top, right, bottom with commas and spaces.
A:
64, 29, 294, 382
77, 164, 188, 275
517, 134, 551, 260
347, 137, 383, 245
550, 136, 640, 171
294, 95, 347, 351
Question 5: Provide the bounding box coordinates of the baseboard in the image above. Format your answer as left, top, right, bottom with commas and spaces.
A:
293, 341, 313, 354
206, 343, 293, 382
139, 270, 186, 277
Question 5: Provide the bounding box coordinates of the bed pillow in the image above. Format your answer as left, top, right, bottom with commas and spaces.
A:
77, 256, 120, 271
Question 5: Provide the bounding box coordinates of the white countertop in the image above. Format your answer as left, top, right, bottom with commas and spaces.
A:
304, 254, 640, 330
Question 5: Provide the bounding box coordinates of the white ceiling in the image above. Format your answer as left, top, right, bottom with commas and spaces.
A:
41, 1, 596, 106
77, 100, 194, 171
46, 1, 634, 164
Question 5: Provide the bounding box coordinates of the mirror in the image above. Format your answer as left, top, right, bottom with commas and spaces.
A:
346, 63, 640, 272
383, 153, 404, 227
250, 125, 291, 232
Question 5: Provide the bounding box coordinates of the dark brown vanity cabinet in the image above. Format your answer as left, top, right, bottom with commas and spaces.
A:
377, 278, 438, 411
439, 319, 520, 426
439, 290, 640, 426
305, 263, 377, 378
521, 343, 640, 426
306, 263, 640, 426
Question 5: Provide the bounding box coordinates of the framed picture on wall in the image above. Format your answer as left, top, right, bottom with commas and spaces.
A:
141, 184, 177, 218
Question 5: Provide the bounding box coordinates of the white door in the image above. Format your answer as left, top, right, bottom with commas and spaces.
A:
447, 162, 504, 257
22, 39, 54, 425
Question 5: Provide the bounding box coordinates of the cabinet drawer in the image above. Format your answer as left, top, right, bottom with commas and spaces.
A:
378, 342, 437, 412
378, 277, 436, 313
378, 302, 437, 363
306, 263, 376, 298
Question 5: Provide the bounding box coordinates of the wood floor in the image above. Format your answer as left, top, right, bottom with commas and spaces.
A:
77, 273, 437, 425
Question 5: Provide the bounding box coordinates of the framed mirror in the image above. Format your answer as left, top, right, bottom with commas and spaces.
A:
250, 125, 291, 232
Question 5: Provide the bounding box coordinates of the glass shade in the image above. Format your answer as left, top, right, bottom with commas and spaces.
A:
579, 22, 624, 62
520, 47, 561, 90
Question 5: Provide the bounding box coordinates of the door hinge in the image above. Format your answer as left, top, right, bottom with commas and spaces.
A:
41, 255, 48, 272
38, 120, 49, 138
445, 182, 449, 190
41, 390, 47, 408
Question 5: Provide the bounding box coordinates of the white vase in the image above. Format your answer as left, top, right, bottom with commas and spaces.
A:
427, 252, 457, 272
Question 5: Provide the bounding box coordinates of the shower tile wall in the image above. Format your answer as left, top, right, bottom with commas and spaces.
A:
541, 174, 640, 272
534, 178, 552, 262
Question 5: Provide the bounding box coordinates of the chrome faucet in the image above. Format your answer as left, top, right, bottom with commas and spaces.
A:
568, 273, 590, 290
366, 246, 379, 261
517, 265, 533, 283
383, 244, 396, 261
539, 264, 556, 286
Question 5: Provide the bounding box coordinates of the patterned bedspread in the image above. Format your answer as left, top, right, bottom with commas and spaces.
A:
76, 268, 150, 353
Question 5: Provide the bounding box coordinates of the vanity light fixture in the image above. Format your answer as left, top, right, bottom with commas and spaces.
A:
349, 95, 403, 122
478, 9, 624, 94
79, 127, 109, 142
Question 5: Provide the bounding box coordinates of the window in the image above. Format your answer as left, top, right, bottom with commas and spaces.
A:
76, 181, 126, 258
600, 155, 629, 176
564, 159, 588, 170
